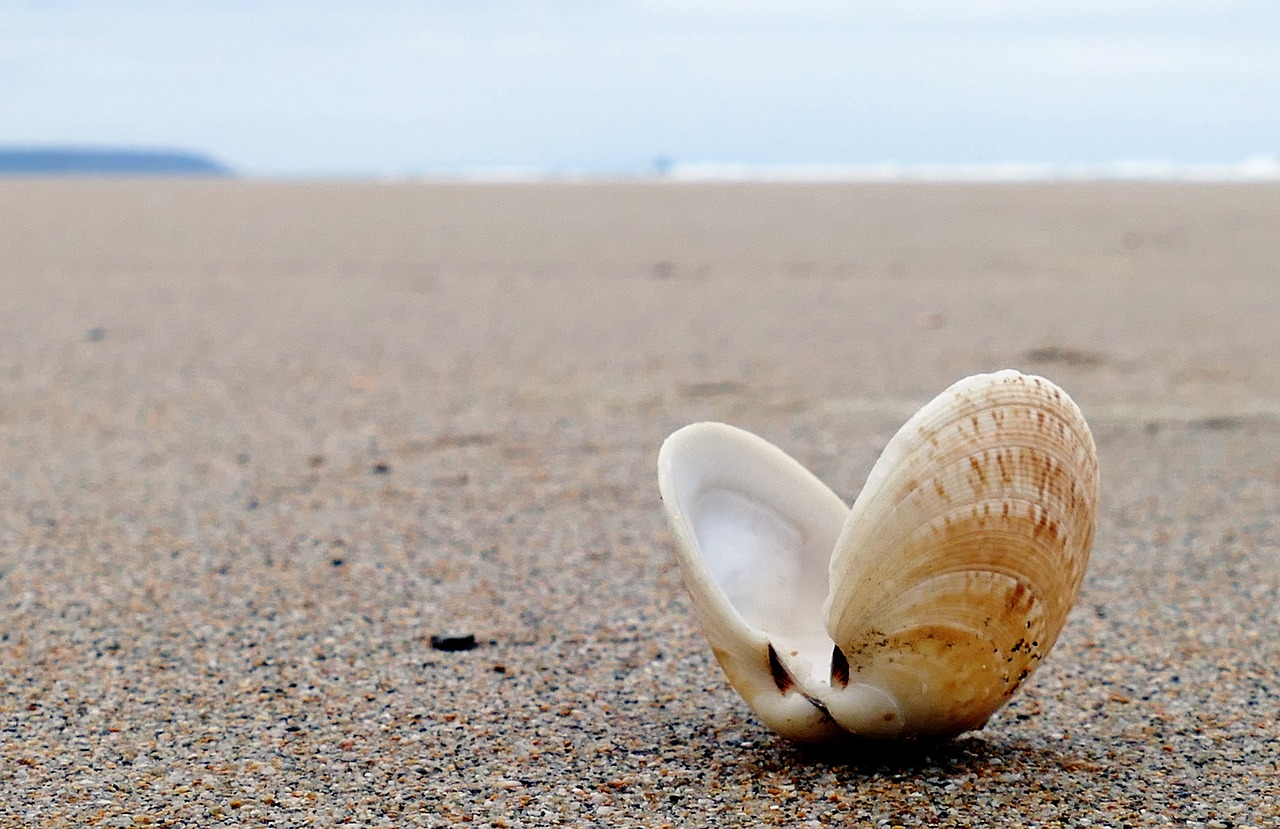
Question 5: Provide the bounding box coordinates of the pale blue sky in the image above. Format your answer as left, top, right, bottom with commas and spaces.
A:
4, 1, 1279, 176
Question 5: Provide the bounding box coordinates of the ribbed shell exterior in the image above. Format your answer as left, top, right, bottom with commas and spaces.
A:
822, 370, 1099, 738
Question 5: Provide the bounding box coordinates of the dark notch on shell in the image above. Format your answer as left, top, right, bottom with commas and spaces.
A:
830, 644, 850, 688
767, 643, 796, 694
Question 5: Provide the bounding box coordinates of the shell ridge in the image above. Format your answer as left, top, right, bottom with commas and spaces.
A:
829, 490, 1094, 628
833, 567, 1051, 644
870, 450, 1098, 540
837, 420, 1095, 540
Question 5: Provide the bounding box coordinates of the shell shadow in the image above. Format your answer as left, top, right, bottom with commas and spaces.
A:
760, 732, 1087, 778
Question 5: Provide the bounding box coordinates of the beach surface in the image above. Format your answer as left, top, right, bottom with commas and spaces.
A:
1, 180, 1277, 826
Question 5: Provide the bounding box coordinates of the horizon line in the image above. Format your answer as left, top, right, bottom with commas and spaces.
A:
5, 148, 1280, 183
423, 155, 1280, 184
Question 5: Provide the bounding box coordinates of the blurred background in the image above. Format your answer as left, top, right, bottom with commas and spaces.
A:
4, 0, 1280, 179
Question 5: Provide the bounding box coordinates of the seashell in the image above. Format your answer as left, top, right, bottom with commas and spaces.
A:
657, 370, 1099, 742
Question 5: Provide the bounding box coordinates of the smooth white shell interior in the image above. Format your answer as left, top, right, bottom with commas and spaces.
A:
693, 489, 804, 631
662, 423, 848, 688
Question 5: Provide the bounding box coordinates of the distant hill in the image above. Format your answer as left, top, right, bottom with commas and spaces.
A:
0, 147, 231, 176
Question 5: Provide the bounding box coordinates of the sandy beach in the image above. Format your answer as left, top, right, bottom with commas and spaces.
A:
0, 180, 1277, 826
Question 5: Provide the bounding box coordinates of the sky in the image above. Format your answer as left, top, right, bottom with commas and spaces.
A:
4, 1, 1280, 177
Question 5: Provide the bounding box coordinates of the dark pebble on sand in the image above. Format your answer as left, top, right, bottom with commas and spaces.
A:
431, 633, 477, 652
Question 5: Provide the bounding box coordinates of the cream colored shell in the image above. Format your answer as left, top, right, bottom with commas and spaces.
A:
657, 370, 1099, 742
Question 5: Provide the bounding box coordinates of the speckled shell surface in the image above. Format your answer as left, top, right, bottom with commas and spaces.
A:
658, 370, 1099, 743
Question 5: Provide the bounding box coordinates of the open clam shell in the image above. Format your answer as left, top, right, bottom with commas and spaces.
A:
657, 370, 1099, 742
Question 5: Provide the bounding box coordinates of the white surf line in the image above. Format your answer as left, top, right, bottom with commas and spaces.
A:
818, 397, 1280, 423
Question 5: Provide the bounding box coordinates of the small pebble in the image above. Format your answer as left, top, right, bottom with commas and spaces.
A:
431, 633, 477, 652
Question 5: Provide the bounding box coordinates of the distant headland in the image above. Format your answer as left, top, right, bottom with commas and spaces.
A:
0, 147, 231, 176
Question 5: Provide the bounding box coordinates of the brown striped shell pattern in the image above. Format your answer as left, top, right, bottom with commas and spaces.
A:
657, 370, 1099, 742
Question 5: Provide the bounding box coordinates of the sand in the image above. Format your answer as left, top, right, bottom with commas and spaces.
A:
0, 179, 1277, 826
